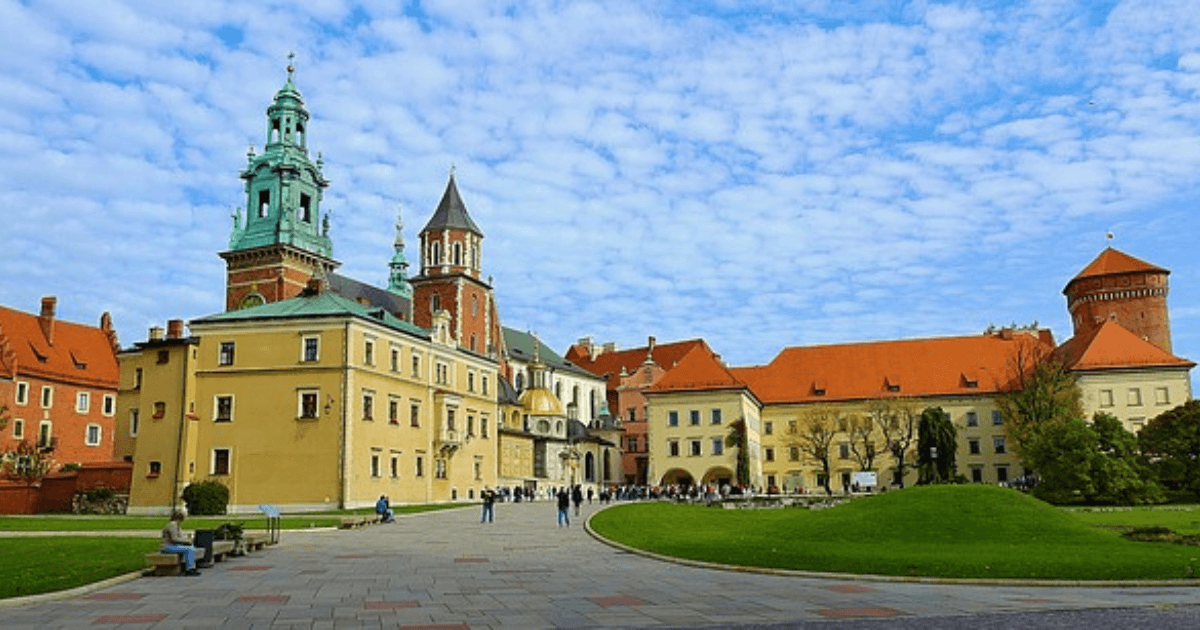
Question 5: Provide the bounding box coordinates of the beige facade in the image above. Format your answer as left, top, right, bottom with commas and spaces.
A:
644, 389, 762, 488
117, 292, 500, 514
1076, 367, 1193, 433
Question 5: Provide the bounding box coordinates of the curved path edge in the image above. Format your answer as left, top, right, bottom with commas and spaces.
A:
582, 503, 1200, 588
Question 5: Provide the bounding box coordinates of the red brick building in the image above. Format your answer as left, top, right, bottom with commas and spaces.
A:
0, 297, 121, 467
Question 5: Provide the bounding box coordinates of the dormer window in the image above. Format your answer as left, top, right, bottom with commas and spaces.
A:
813, 379, 826, 396
258, 190, 270, 218
961, 371, 979, 388
885, 374, 901, 392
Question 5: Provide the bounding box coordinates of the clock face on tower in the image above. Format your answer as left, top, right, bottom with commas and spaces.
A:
239, 294, 265, 309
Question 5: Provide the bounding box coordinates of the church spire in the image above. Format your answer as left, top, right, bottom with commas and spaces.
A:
387, 206, 413, 298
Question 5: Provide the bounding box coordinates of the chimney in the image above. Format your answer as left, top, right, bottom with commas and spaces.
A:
38, 296, 56, 345
603, 342, 617, 354
648, 336, 656, 352
167, 319, 184, 340
148, 326, 165, 341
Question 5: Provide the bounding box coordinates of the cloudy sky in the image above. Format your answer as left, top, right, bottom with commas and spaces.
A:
4, 0, 1200, 391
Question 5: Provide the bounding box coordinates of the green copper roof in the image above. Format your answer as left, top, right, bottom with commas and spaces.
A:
502, 328, 592, 376
192, 289, 428, 337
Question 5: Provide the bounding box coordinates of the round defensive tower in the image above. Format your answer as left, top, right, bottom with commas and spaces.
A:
1063, 247, 1172, 353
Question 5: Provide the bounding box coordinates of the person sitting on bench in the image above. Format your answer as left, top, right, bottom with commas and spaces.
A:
375, 495, 395, 523
162, 510, 201, 576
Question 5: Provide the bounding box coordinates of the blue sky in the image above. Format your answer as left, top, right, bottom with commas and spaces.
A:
3, 0, 1200, 392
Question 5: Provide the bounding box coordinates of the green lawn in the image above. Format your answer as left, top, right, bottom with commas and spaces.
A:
0, 504, 467, 532
0, 537, 160, 599
589, 485, 1200, 581
1066, 505, 1200, 534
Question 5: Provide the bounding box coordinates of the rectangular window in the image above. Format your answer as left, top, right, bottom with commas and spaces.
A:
481, 414, 489, 438
689, 410, 700, 426
148, 461, 162, 477
1099, 389, 1114, 407
41, 386, 53, 408
482, 376, 489, 396
996, 466, 1008, 483
153, 401, 166, 419
389, 398, 400, 424
157, 350, 169, 364
12, 418, 24, 439
214, 395, 233, 422
447, 409, 456, 431
134, 368, 143, 389
38, 421, 52, 448
303, 336, 320, 362
689, 439, 702, 456
15, 382, 28, 405
102, 394, 115, 416
992, 410, 1004, 425
966, 411, 978, 427
969, 439, 980, 455
764, 447, 774, 462
391, 348, 399, 372
712, 437, 723, 455
435, 459, 447, 479
628, 436, 638, 452
76, 392, 90, 413
839, 443, 850, 459
362, 391, 374, 420
468, 371, 475, 392
218, 341, 235, 366
764, 421, 773, 435
668, 411, 678, 427
390, 453, 399, 478
993, 436, 1006, 454
1128, 388, 1142, 406
668, 440, 680, 457
971, 467, 983, 483
410, 403, 420, 427
789, 447, 799, 462
85, 424, 101, 446
788, 419, 797, 434
415, 455, 425, 477
213, 448, 231, 475
628, 408, 636, 422
1155, 387, 1170, 405
370, 452, 381, 477
298, 390, 319, 419
467, 415, 475, 437
364, 339, 375, 366
412, 355, 421, 377
711, 409, 722, 425
129, 409, 139, 437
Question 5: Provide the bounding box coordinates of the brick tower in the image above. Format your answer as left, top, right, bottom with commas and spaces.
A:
1063, 247, 1172, 353
219, 58, 338, 311
409, 173, 502, 357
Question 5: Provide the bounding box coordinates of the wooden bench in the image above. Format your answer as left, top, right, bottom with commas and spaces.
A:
339, 514, 381, 529
145, 552, 185, 576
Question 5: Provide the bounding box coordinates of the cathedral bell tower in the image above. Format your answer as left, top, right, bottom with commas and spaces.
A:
410, 172, 501, 356
220, 57, 339, 311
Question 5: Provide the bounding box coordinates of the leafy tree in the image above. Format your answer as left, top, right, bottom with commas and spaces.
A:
0, 404, 8, 432
1030, 413, 1162, 505
1089, 412, 1162, 505
1139, 400, 1200, 500
724, 418, 750, 486
996, 353, 1084, 464
1, 440, 54, 483
870, 398, 919, 488
916, 407, 957, 484
789, 405, 840, 495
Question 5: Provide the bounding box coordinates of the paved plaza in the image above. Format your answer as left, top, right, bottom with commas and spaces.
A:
2, 501, 1199, 629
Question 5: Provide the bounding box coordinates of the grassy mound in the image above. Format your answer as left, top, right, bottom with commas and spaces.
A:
590, 485, 1200, 580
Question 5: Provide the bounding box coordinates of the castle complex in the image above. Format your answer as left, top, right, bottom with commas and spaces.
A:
4, 65, 1193, 513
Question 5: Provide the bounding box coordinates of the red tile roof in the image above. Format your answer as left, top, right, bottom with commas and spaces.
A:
645, 347, 749, 395
732, 330, 1056, 405
0, 303, 119, 388
564, 339, 710, 389
1055, 319, 1194, 371
1066, 248, 1167, 291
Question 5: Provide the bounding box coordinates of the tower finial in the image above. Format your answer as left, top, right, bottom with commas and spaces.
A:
450, 163, 456, 178
1106, 231, 1114, 247
287, 52, 295, 80
394, 206, 405, 247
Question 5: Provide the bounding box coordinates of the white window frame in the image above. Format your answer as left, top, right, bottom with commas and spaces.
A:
689, 439, 702, 456
1099, 389, 1114, 407
390, 346, 400, 372
301, 335, 320, 362
297, 389, 320, 420
84, 423, 102, 446
38, 421, 52, 448
102, 394, 115, 416
712, 437, 723, 455
214, 395, 234, 423
12, 418, 24, 439
1127, 387, 1142, 406
390, 451, 401, 478
211, 447, 232, 475
15, 381, 29, 406
362, 390, 375, 421
1155, 387, 1170, 406
363, 338, 375, 366
129, 409, 139, 437
76, 392, 90, 413
41, 386, 53, 408
668, 440, 679, 457
370, 449, 381, 478
218, 341, 236, 366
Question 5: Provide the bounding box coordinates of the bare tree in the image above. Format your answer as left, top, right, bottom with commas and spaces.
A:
870, 397, 920, 488
788, 405, 841, 495
846, 413, 878, 473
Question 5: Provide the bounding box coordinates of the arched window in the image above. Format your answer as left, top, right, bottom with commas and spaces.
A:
515, 373, 524, 391
603, 450, 611, 481
431, 242, 442, 265
585, 452, 596, 482
470, 333, 477, 352
271, 120, 280, 143
296, 122, 305, 147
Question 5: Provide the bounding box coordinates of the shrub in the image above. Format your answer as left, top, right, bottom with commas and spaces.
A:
181, 480, 229, 515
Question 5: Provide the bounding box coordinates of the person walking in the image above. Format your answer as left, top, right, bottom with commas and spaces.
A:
481, 487, 496, 523
571, 484, 583, 517
556, 488, 571, 527
161, 511, 201, 576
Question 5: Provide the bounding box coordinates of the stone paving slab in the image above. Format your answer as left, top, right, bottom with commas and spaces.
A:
2, 501, 1199, 628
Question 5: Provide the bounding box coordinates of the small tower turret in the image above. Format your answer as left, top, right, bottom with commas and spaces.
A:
387, 207, 413, 299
